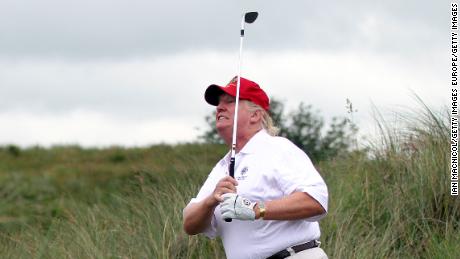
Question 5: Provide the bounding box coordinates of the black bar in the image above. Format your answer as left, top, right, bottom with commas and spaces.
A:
229, 157, 235, 178
225, 157, 236, 222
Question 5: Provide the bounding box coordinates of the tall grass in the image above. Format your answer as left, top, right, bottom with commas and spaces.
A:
319, 102, 458, 258
0, 144, 227, 258
0, 103, 457, 258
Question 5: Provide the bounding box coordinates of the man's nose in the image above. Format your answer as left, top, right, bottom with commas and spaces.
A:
216, 102, 226, 112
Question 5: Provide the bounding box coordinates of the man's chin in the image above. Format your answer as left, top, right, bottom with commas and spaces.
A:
216, 126, 232, 141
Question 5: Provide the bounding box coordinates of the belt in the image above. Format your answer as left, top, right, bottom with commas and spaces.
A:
267, 240, 319, 259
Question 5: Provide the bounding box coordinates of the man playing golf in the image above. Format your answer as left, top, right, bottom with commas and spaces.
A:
183, 76, 329, 259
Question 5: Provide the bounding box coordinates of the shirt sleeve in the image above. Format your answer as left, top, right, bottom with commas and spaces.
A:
185, 164, 226, 238
274, 140, 329, 221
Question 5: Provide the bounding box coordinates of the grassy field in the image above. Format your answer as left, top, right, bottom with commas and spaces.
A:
0, 105, 458, 258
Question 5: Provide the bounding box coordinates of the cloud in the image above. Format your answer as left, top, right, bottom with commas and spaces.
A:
0, 0, 446, 146
0, 53, 230, 120
0, 48, 446, 147
0, 110, 198, 147
0, 0, 444, 59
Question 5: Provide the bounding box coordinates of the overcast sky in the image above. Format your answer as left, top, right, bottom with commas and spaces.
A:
0, 0, 447, 147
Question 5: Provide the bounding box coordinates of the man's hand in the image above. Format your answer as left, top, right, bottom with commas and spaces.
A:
220, 193, 256, 221
205, 176, 238, 207
183, 176, 238, 235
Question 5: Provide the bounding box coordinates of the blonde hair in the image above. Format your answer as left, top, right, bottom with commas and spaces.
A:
243, 100, 279, 136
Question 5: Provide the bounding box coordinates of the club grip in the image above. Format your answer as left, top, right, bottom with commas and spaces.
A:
229, 157, 235, 178
224, 158, 236, 223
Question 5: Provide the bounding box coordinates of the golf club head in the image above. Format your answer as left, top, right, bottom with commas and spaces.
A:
244, 12, 258, 23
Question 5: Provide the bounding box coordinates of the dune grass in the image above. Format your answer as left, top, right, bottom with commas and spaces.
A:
0, 104, 457, 258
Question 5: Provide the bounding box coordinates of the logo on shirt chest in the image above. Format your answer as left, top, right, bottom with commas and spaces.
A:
236, 166, 249, 181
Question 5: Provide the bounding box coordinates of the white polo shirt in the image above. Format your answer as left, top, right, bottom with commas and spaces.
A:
186, 129, 328, 259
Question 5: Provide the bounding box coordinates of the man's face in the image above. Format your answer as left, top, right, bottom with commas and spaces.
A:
215, 94, 252, 139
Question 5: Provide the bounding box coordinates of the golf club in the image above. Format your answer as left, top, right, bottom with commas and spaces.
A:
225, 11, 258, 223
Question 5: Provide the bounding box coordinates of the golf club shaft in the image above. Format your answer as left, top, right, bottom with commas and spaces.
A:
229, 16, 245, 179
224, 15, 246, 223
225, 11, 258, 223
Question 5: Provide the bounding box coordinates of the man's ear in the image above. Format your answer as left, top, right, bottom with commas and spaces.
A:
250, 109, 262, 124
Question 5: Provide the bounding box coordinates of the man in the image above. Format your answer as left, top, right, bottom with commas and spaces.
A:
183, 76, 329, 259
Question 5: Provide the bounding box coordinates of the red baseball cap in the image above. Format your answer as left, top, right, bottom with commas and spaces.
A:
204, 76, 270, 111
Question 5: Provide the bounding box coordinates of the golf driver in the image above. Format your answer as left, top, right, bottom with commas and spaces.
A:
225, 11, 258, 223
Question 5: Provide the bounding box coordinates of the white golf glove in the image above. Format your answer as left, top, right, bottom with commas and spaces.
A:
220, 193, 256, 221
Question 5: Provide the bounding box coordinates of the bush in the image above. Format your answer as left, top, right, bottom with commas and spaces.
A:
199, 98, 357, 162
6, 145, 21, 157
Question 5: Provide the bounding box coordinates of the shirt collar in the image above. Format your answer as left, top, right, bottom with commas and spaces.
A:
221, 129, 270, 166
239, 129, 270, 155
